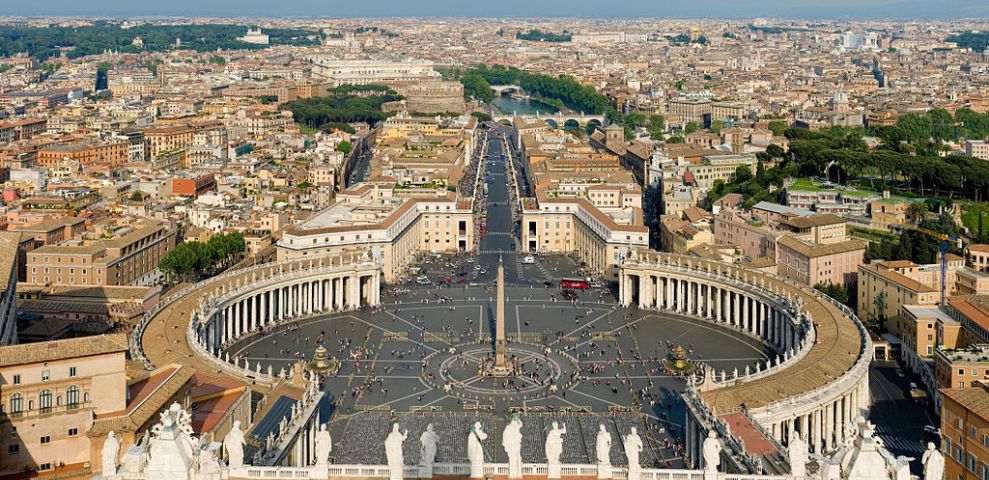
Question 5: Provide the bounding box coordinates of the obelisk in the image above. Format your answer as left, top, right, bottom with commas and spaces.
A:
495, 254, 507, 368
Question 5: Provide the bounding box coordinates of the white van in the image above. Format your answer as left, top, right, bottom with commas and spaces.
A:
522, 255, 535, 264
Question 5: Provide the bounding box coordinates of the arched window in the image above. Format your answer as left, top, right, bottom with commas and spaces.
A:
67, 386, 79, 407
9, 394, 22, 413
39, 390, 52, 412
83, 392, 90, 403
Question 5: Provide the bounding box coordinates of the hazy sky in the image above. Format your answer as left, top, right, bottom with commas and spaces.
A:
3, 0, 989, 19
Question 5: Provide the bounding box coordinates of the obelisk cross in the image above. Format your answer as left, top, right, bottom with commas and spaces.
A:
495, 254, 506, 367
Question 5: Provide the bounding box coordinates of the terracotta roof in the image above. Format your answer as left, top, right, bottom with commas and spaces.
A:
780, 213, 845, 229
951, 297, 989, 334
776, 235, 866, 259
968, 244, 989, 254
861, 263, 936, 294
89, 364, 195, 436
721, 412, 778, 456
939, 384, 989, 422
0, 333, 128, 367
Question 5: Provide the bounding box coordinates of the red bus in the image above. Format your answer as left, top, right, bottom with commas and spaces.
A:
560, 278, 590, 290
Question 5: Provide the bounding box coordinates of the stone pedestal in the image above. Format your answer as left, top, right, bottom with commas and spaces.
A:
627, 465, 641, 480
310, 464, 329, 480
419, 465, 433, 479
597, 464, 611, 479
470, 462, 484, 479
548, 463, 561, 479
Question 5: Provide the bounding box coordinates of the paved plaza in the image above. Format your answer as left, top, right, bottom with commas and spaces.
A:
223, 128, 773, 467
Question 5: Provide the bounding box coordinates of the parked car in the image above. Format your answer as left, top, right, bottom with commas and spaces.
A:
522, 255, 535, 264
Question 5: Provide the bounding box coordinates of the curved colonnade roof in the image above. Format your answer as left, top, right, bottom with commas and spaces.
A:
136, 254, 372, 385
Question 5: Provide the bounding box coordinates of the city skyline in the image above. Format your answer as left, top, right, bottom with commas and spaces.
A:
3, 0, 989, 19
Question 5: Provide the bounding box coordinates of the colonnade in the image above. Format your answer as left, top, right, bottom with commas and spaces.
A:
620, 272, 800, 353
618, 252, 871, 461
198, 272, 380, 356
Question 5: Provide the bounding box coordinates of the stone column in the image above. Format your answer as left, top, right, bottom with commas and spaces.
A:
349, 275, 359, 309
656, 277, 663, 310
335, 277, 344, 311
814, 409, 823, 453
732, 292, 740, 327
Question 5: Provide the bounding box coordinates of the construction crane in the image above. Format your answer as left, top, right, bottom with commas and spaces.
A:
904, 225, 960, 305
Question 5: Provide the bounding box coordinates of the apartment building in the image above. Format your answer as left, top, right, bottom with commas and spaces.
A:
520, 194, 648, 278
0, 233, 19, 346
659, 208, 713, 254
0, 334, 129, 476
967, 244, 989, 273
900, 305, 961, 391
144, 124, 195, 159
857, 258, 966, 335
26, 220, 176, 287
36, 139, 129, 169
940, 384, 989, 480
936, 345, 989, 391
667, 97, 712, 126
776, 234, 866, 287
964, 139, 989, 161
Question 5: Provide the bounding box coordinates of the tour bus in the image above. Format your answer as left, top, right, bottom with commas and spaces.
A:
560, 278, 590, 290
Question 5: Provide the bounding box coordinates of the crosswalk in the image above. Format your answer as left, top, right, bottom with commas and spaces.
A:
872, 425, 927, 454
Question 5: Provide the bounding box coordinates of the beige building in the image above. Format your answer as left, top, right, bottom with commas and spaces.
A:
0, 233, 20, 346
26, 220, 176, 288
659, 208, 713, 254
776, 235, 866, 287
857, 258, 964, 335
0, 334, 129, 476
277, 185, 473, 282
964, 139, 989, 160
521, 194, 648, 279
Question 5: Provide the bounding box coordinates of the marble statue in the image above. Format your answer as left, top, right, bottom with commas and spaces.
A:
223, 421, 246, 468
468, 422, 488, 478
419, 424, 439, 466
103, 430, 121, 477
503, 414, 523, 479
702, 431, 721, 474
385, 423, 408, 480
922, 442, 944, 480
546, 421, 567, 479
545, 421, 567, 464
623, 427, 643, 480
788, 431, 807, 479
595, 424, 612, 466
315, 424, 332, 466
893, 456, 915, 480
596, 424, 612, 479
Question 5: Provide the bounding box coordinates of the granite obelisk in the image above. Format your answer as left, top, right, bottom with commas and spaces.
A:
495, 254, 507, 368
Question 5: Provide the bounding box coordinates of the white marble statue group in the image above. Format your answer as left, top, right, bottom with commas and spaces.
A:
282, 416, 646, 480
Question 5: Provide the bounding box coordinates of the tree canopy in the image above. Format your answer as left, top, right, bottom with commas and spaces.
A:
0, 22, 319, 60
454, 64, 610, 114
280, 88, 403, 131
159, 232, 245, 282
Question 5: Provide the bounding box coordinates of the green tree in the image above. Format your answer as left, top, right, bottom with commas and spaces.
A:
336, 140, 353, 155
767, 121, 789, 136
647, 114, 665, 140
684, 122, 699, 134
461, 73, 493, 103
814, 282, 849, 306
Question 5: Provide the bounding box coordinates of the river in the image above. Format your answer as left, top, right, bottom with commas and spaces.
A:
491, 94, 559, 115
